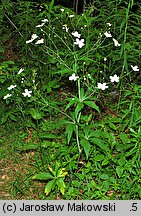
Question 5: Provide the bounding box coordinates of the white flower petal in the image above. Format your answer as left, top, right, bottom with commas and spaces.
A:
31, 34, 38, 40
69, 15, 75, 18
36, 23, 45, 28
18, 68, 24, 75
69, 73, 79, 81
26, 39, 33, 44
35, 38, 44, 44
112, 38, 120, 47
97, 83, 108, 90
7, 84, 17, 90
131, 65, 139, 71
62, 24, 69, 32
3, 93, 12, 99
71, 31, 81, 38
74, 38, 85, 48
107, 23, 112, 27
110, 74, 119, 83
22, 89, 32, 97
104, 31, 112, 37
41, 19, 48, 23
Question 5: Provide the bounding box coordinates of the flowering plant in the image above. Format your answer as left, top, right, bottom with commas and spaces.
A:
1, 0, 140, 158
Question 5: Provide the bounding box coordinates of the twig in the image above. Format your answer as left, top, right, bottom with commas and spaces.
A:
4, 13, 23, 37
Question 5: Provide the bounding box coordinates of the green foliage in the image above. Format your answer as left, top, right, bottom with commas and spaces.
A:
32, 162, 68, 196
0, 0, 141, 199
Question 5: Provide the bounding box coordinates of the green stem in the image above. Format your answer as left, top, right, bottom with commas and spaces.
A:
4, 13, 23, 37
38, 94, 75, 123
36, 119, 45, 169
75, 125, 81, 153
78, 79, 81, 101
117, 1, 131, 111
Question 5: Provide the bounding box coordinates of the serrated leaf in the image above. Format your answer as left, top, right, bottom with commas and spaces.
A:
65, 123, 75, 144
116, 166, 123, 178
32, 172, 53, 180
45, 180, 56, 196
84, 101, 100, 113
80, 139, 91, 159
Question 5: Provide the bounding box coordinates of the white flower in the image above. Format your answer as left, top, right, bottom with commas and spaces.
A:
36, 19, 48, 27
26, 39, 33, 44
62, 25, 69, 32
104, 31, 112, 37
35, 38, 44, 44
18, 68, 24, 75
107, 23, 112, 27
131, 65, 139, 71
26, 34, 38, 43
97, 83, 108, 90
112, 38, 121, 47
71, 31, 81, 38
41, 19, 48, 23
7, 84, 17, 90
3, 93, 12, 99
69, 15, 75, 18
69, 73, 79, 81
31, 34, 38, 40
104, 57, 107, 61
60, 8, 64, 12
74, 38, 85, 48
22, 89, 32, 97
36, 23, 45, 28
110, 74, 119, 83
